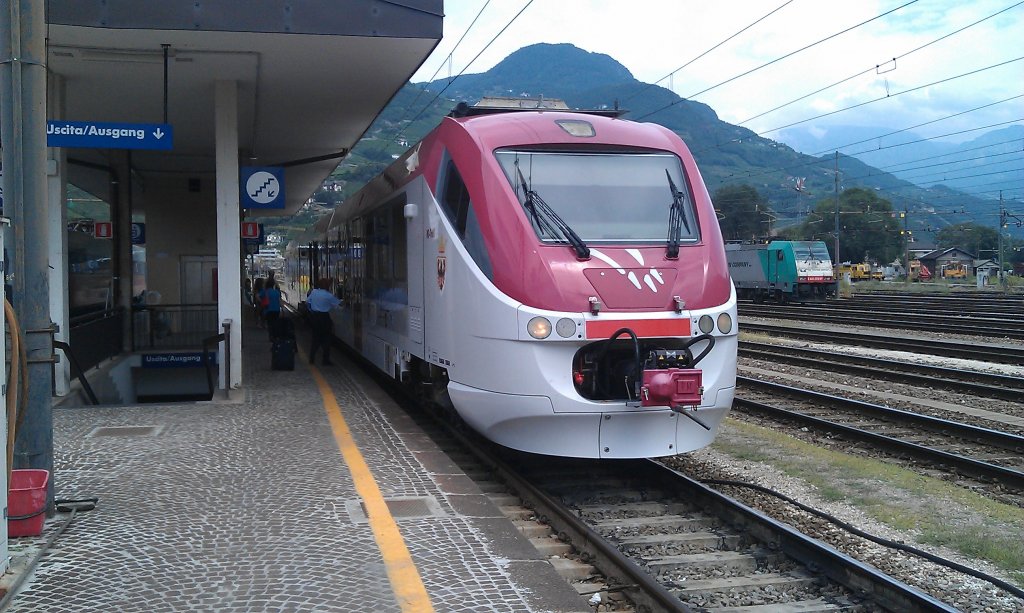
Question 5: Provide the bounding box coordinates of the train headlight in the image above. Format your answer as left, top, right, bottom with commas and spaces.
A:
717, 312, 733, 334
528, 316, 552, 339
698, 315, 714, 334
555, 318, 577, 338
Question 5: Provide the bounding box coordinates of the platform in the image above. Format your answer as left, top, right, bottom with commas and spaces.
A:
1, 317, 590, 612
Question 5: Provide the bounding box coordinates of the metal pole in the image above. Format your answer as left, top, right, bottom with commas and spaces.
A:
833, 152, 840, 264
998, 192, 1006, 293
1, 0, 54, 509
904, 207, 910, 285
162, 44, 169, 124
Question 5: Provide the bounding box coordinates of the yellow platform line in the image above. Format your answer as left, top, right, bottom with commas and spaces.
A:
306, 353, 434, 613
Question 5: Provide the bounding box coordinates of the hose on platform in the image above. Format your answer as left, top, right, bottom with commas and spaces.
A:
5, 297, 28, 482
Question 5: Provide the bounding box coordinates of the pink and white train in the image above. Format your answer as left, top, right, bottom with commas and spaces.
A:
287, 107, 737, 458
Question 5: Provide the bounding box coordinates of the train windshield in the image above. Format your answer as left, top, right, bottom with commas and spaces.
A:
495, 150, 700, 244
792, 241, 830, 262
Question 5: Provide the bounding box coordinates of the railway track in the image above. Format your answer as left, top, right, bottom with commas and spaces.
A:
735, 377, 1024, 493
737, 304, 1024, 340
848, 292, 1024, 309
514, 457, 956, 612
393, 400, 996, 611
341, 341, 1024, 611
738, 321, 1024, 366
739, 340, 1024, 403
822, 295, 1023, 318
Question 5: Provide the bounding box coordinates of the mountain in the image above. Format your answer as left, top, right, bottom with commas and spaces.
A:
417, 43, 1022, 234
778, 124, 1024, 200
277, 43, 1020, 246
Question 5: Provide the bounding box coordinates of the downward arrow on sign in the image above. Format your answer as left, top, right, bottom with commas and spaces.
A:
153, 129, 165, 139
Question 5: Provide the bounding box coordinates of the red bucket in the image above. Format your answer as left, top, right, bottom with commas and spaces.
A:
8, 469, 49, 537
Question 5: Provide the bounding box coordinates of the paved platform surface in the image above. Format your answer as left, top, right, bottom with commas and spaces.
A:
1, 319, 590, 612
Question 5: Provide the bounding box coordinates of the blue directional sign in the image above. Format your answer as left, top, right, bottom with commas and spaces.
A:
141, 352, 217, 368
46, 121, 173, 150
241, 167, 285, 209
131, 222, 146, 245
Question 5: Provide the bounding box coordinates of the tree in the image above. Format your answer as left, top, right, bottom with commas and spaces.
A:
790, 188, 901, 264
935, 222, 997, 258
712, 184, 772, 241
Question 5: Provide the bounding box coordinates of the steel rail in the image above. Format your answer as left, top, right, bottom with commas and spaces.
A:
739, 322, 1024, 365
739, 342, 1024, 402
735, 380, 1024, 491
846, 292, 1024, 304
744, 303, 1024, 323
737, 307, 1024, 340
438, 429, 688, 612
738, 376, 1024, 450
643, 460, 956, 613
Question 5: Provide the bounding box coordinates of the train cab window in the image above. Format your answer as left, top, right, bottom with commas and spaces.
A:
495, 150, 700, 245
441, 159, 471, 236
438, 155, 494, 280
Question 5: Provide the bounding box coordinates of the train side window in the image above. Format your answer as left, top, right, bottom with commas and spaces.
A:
439, 156, 494, 280
442, 159, 471, 236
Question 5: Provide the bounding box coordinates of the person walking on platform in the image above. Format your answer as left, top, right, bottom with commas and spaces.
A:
307, 278, 342, 366
261, 280, 283, 339
252, 277, 266, 328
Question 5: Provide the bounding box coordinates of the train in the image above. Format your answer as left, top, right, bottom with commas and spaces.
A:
726, 240, 836, 302
286, 106, 737, 459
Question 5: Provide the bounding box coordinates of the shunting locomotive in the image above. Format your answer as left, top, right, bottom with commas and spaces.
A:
726, 240, 836, 302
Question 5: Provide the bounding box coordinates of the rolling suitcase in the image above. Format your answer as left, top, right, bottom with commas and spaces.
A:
271, 337, 296, 371
271, 317, 295, 341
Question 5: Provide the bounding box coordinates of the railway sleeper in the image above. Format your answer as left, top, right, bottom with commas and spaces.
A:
574, 501, 694, 520
484, 492, 627, 609
591, 514, 719, 533
691, 596, 865, 612
615, 531, 742, 551
671, 569, 820, 596
642, 548, 784, 574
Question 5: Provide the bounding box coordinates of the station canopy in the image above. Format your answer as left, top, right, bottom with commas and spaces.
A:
45, 1, 443, 215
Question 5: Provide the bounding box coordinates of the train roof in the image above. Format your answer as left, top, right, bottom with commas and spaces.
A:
448, 101, 626, 119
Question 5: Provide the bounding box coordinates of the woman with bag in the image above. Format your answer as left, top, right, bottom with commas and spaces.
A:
261, 280, 282, 339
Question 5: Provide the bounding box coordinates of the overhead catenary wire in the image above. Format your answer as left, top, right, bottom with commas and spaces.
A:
753, 58, 1024, 145
880, 138, 1024, 171
633, 0, 921, 122
619, 0, 797, 106
859, 150, 1024, 179
733, 1, 1024, 127
849, 155, 1024, 184
716, 119, 1024, 190
395, 0, 535, 143
392, 0, 494, 132
799, 93, 1024, 158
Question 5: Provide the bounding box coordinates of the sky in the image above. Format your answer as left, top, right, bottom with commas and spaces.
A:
411, 0, 1024, 151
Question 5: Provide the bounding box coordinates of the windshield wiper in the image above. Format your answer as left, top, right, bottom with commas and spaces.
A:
666, 170, 692, 259
515, 164, 590, 259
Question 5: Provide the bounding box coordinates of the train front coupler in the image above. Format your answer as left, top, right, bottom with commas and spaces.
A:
639, 333, 716, 430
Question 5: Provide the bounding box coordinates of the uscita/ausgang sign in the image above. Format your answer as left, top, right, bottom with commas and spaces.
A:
46, 120, 174, 150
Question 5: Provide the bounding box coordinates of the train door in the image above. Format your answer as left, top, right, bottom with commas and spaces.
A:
406, 180, 426, 348
348, 219, 364, 353
768, 247, 781, 289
